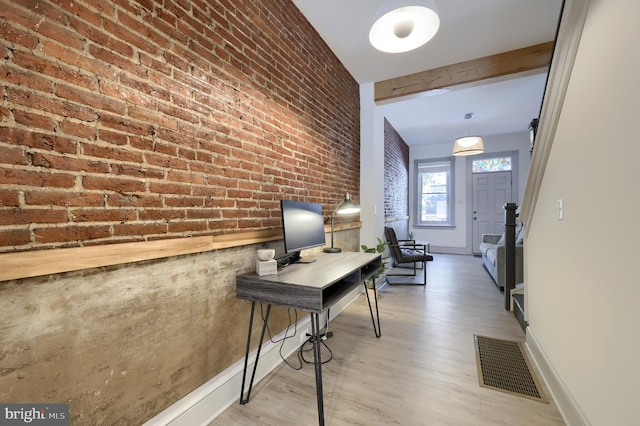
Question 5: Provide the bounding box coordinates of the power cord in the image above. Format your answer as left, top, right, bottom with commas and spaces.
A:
259, 304, 334, 369
299, 334, 334, 365
260, 304, 303, 370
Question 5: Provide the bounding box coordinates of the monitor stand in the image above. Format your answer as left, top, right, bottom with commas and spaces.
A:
277, 251, 317, 267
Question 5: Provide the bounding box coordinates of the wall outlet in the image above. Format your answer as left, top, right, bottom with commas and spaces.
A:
300, 328, 310, 343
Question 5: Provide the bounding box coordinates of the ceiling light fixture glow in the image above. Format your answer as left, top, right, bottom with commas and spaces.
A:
369, 5, 440, 53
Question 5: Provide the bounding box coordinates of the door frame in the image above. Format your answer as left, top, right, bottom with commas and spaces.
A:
465, 150, 519, 254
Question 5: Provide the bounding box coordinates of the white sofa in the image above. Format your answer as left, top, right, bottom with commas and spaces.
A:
479, 227, 524, 290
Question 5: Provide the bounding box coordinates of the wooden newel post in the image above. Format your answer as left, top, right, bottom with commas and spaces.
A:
504, 202, 518, 310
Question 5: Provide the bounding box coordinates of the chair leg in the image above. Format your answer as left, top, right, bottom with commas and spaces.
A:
386, 260, 427, 285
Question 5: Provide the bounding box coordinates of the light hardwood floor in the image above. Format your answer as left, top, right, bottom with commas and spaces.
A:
212, 254, 564, 425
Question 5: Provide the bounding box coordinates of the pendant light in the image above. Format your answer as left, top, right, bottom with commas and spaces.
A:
453, 113, 484, 156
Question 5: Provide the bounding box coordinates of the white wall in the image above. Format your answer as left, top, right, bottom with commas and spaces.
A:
527, 0, 640, 424
360, 82, 386, 247
409, 131, 531, 252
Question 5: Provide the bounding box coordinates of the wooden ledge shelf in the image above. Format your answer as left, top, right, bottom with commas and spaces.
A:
0, 222, 362, 282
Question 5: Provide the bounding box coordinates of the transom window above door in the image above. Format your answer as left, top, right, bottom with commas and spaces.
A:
472, 157, 512, 173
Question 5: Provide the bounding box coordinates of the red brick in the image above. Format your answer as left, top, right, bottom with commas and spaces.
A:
186, 209, 221, 220
164, 196, 204, 208
0, 65, 53, 93
83, 176, 145, 193
0, 0, 361, 252
0, 208, 68, 226
112, 223, 167, 237
99, 80, 156, 110
0, 190, 20, 207
12, 110, 56, 132
143, 152, 189, 170
167, 171, 206, 185
168, 221, 208, 234
128, 105, 178, 131
98, 112, 155, 136
114, 10, 172, 51
59, 120, 98, 140
34, 225, 111, 244
112, 164, 164, 179
12, 51, 95, 90
70, 16, 134, 58
129, 136, 154, 152
148, 182, 191, 196
25, 190, 105, 208
0, 145, 29, 166
106, 193, 162, 208
55, 84, 126, 115
0, 229, 30, 247
82, 143, 144, 163
138, 209, 185, 221
0, 21, 38, 49
0, 127, 77, 154
0, 169, 75, 188
49, 0, 114, 26
31, 152, 109, 174
70, 209, 137, 223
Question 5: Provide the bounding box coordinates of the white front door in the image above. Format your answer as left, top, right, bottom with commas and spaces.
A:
472, 171, 512, 254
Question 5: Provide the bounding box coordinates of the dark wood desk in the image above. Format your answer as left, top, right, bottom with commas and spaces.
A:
236, 251, 382, 426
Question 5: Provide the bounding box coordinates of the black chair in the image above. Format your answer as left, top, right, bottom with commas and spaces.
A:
384, 227, 433, 285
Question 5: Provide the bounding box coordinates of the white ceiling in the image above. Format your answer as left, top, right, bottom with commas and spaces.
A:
293, 0, 564, 146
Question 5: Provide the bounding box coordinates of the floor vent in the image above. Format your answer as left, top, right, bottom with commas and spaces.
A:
474, 335, 548, 402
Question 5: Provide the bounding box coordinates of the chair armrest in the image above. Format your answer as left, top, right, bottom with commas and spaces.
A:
393, 242, 428, 252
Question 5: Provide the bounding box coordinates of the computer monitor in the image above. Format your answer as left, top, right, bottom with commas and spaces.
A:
280, 199, 326, 263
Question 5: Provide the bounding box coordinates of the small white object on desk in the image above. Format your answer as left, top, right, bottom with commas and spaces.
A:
256, 259, 277, 276
256, 249, 275, 261
255, 249, 277, 276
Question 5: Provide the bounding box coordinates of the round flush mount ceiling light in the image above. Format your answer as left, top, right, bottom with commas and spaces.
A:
369, 5, 440, 53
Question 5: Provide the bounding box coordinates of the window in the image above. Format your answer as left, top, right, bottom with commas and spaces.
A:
472, 157, 512, 173
415, 158, 454, 227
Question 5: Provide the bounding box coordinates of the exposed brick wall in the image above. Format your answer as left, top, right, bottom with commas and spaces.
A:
384, 118, 409, 218
0, 0, 360, 253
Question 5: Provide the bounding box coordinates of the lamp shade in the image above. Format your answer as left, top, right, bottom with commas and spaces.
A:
453, 112, 485, 156
453, 136, 485, 156
334, 193, 360, 215
324, 193, 360, 253
369, 2, 440, 53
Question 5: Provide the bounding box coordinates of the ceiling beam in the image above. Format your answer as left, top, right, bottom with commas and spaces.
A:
374, 41, 555, 103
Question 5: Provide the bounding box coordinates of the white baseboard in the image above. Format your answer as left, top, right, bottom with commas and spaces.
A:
525, 328, 590, 426
143, 285, 365, 426
428, 246, 469, 255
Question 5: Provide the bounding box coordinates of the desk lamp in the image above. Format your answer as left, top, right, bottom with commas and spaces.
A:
324, 193, 361, 253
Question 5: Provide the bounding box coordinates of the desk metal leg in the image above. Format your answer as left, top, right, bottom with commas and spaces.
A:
310, 312, 325, 426
240, 302, 271, 404
363, 280, 381, 338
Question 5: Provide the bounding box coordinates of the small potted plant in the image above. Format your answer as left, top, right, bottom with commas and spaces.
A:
361, 237, 389, 287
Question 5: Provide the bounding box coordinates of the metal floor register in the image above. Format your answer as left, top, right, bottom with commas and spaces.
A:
474, 335, 548, 402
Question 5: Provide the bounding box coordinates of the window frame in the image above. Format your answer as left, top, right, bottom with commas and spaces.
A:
413, 157, 455, 228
